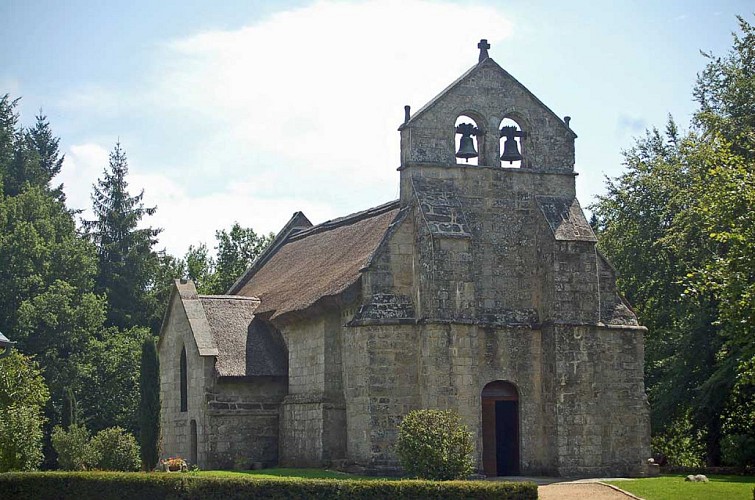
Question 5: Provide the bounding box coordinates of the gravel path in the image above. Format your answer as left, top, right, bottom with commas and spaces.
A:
538, 482, 640, 500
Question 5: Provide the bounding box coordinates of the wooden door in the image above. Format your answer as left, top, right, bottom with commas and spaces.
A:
481, 381, 520, 476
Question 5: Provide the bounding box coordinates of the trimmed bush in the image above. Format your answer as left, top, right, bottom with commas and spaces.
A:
0, 472, 539, 500
51, 423, 91, 470
395, 409, 474, 480
88, 427, 140, 471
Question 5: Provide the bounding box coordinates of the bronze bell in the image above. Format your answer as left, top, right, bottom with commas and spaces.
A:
500, 125, 524, 164
456, 135, 478, 161
455, 123, 479, 162
500, 136, 523, 163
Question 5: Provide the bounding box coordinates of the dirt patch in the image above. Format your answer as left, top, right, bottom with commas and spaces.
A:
538, 482, 638, 499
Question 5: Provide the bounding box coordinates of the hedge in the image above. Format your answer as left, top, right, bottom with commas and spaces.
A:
0, 471, 538, 500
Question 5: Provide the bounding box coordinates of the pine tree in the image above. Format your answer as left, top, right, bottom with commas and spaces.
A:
25, 111, 66, 201
139, 337, 160, 471
83, 142, 161, 330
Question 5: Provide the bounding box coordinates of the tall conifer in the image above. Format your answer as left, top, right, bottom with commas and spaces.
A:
84, 142, 161, 330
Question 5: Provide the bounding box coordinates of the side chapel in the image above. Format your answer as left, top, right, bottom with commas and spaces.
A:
158, 40, 652, 477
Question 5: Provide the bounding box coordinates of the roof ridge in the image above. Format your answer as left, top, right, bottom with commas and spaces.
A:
199, 295, 260, 301
288, 200, 399, 241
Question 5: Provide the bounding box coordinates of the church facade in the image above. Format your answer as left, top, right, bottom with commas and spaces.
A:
158, 41, 652, 477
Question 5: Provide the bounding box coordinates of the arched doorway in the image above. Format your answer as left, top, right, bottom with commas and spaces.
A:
481, 381, 519, 476
190, 419, 198, 465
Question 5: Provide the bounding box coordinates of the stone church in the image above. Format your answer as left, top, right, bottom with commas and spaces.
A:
158, 40, 651, 477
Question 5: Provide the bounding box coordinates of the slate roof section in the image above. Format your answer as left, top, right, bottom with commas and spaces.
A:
200, 296, 286, 377
536, 196, 597, 242
236, 200, 401, 320
411, 176, 472, 238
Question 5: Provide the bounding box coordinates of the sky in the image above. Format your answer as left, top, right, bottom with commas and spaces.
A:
1, 0, 751, 258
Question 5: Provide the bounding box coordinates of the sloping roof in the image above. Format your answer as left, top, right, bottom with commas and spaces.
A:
236, 200, 400, 319
158, 280, 219, 357
536, 196, 597, 242
228, 211, 312, 294
200, 296, 286, 377
399, 57, 576, 139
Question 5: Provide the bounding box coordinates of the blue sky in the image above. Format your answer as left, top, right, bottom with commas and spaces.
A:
1, 0, 750, 256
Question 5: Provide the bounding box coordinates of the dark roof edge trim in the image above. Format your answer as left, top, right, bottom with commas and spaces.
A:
287, 200, 400, 242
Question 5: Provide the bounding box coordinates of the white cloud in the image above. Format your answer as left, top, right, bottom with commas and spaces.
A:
59, 143, 109, 217
156, 1, 511, 181
60, 1, 514, 257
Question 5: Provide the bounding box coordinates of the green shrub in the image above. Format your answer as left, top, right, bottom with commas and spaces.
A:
0, 472, 539, 499
52, 423, 91, 470
651, 414, 706, 467
88, 427, 140, 471
0, 352, 50, 472
395, 409, 474, 480
722, 433, 755, 467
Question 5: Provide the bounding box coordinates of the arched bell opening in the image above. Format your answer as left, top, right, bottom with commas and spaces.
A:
481, 380, 520, 476
455, 115, 481, 166
499, 118, 524, 168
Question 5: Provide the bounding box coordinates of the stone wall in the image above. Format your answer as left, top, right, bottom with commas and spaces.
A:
546, 324, 650, 476
160, 287, 288, 470
158, 290, 214, 467
277, 312, 346, 466
400, 59, 575, 172
204, 377, 286, 469
342, 324, 420, 472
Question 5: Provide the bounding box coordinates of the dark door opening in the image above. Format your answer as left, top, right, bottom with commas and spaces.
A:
190, 419, 198, 465
482, 381, 520, 476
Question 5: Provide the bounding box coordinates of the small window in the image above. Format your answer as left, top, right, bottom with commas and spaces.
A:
180, 346, 188, 412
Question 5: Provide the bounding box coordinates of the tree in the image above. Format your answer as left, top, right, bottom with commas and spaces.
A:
84, 142, 161, 330
181, 224, 274, 295
144, 251, 185, 333
61, 387, 77, 430
139, 337, 160, 471
592, 16, 755, 466
183, 243, 216, 294
78, 327, 152, 436
0, 351, 50, 471
213, 223, 274, 293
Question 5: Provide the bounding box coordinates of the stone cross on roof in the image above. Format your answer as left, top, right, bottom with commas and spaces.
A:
478, 39, 490, 62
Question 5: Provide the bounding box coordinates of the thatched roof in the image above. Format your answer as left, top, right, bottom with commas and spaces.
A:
200, 296, 286, 377
236, 201, 400, 319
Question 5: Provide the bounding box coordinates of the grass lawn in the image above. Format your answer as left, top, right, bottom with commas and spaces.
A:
606, 474, 755, 500
194, 467, 384, 481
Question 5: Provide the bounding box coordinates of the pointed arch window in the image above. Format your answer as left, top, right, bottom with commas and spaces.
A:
180, 346, 188, 412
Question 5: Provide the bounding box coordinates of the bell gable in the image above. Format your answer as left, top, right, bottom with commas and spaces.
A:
399, 49, 576, 172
